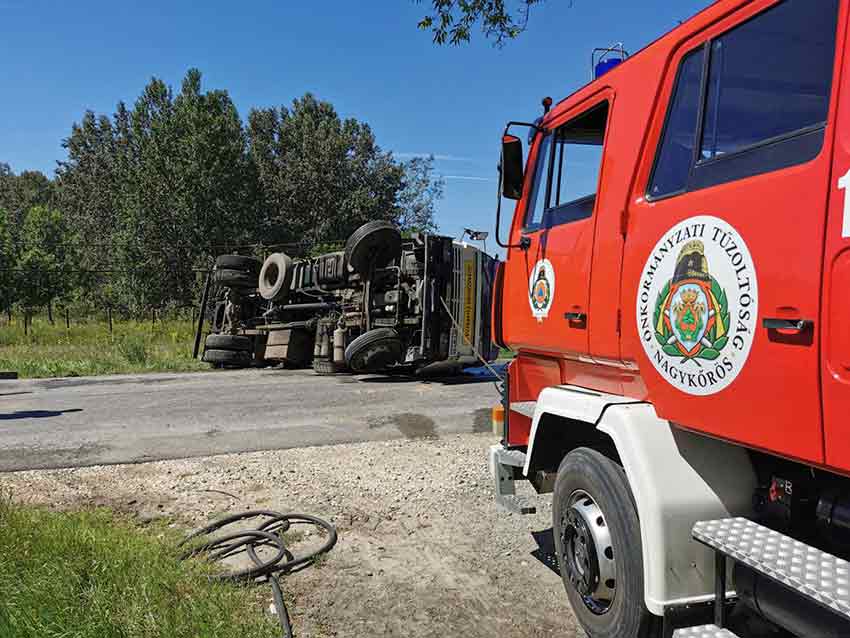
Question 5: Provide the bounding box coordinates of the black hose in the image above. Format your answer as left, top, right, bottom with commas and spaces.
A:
179, 510, 338, 638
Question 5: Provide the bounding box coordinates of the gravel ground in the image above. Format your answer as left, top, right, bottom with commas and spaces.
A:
1, 432, 582, 638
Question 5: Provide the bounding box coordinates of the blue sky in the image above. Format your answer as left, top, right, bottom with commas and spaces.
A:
0, 0, 712, 247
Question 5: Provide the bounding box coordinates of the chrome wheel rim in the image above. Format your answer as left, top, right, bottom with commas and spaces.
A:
560, 489, 617, 614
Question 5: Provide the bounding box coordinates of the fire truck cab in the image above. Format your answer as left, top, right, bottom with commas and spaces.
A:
489, 1, 850, 636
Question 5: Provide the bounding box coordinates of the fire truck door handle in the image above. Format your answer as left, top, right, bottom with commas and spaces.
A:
564, 312, 587, 322
762, 318, 813, 333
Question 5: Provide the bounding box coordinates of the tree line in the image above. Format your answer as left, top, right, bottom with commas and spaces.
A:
0, 68, 442, 320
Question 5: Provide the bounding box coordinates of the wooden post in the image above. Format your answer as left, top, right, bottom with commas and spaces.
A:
47, 301, 54, 325
151, 308, 156, 326
107, 307, 113, 334
65, 308, 70, 330
23, 313, 29, 336
192, 270, 213, 359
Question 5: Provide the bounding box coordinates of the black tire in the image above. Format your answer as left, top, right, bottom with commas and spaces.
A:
344, 328, 403, 372
204, 334, 252, 351
552, 447, 659, 638
215, 255, 261, 274
202, 349, 252, 366
344, 221, 402, 276
259, 253, 293, 301
211, 301, 227, 333
214, 268, 256, 289
312, 358, 347, 375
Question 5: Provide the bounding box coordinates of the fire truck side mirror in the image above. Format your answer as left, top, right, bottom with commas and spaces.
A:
501, 134, 524, 200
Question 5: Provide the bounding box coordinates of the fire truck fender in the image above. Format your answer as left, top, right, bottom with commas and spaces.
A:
525, 390, 756, 615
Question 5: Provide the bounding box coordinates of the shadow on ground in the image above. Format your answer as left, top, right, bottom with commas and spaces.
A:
0, 408, 83, 420
531, 528, 561, 576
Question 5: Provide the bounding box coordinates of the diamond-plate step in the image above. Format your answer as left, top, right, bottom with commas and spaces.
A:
673, 625, 741, 638
693, 517, 850, 620
510, 401, 536, 419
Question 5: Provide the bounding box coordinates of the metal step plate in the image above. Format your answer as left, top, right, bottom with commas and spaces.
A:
509, 401, 536, 419
489, 445, 536, 515
673, 624, 741, 638
693, 517, 850, 619
494, 447, 526, 468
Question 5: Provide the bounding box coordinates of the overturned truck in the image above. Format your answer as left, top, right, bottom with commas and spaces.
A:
196, 221, 499, 375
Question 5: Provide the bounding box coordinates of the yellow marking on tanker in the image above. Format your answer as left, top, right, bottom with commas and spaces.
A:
463, 260, 475, 344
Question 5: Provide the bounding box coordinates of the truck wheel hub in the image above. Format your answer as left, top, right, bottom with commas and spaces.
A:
561, 490, 617, 614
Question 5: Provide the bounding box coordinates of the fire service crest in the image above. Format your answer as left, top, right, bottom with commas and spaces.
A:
529, 259, 555, 322
636, 216, 758, 396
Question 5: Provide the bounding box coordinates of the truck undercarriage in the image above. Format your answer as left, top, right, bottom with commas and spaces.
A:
196, 221, 498, 376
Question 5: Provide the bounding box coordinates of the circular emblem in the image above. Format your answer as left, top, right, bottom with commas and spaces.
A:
635, 216, 758, 396
529, 259, 555, 321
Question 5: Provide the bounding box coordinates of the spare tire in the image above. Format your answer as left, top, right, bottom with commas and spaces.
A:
344, 221, 402, 276
205, 334, 252, 351
259, 252, 294, 301
215, 255, 261, 273
202, 349, 252, 367
344, 328, 403, 372
312, 358, 347, 375
214, 268, 256, 289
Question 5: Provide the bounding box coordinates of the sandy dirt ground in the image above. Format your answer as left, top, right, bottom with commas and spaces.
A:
2, 432, 583, 638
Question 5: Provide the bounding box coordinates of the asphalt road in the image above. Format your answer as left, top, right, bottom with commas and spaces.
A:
0, 368, 500, 472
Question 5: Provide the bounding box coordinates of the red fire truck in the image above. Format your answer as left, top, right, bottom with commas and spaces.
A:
489, 1, 850, 636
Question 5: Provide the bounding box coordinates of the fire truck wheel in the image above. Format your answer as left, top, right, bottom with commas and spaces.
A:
259, 253, 293, 301
214, 254, 261, 274
204, 334, 252, 351
553, 447, 658, 638
214, 268, 257, 290
202, 349, 252, 367
344, 221, 402, 276
344, 328, 403, 372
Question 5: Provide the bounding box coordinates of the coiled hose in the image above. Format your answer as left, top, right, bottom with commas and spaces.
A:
179, 510, 338, 638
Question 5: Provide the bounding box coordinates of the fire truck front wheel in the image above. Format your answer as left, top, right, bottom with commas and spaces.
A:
553, 448, 658, 638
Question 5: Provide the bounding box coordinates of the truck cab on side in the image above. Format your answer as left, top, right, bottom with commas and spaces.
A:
490, 1, 850, 637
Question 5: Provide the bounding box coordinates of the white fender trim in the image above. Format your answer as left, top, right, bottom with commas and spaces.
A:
526, 387, 756, 615
522, 385, 638, 476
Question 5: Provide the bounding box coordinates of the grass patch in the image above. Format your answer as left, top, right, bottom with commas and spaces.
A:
0, 498, 280, 638
0, 317, 208, 378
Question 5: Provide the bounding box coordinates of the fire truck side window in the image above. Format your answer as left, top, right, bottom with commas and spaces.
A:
523, 133, 553, 230
648, 48, 705, 199
525, 103, 609, 230
547, 102, 609, 227
697, 0, 838, 163
648, 0, 839, 199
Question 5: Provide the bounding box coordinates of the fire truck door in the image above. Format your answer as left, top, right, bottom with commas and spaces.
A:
822, 4, 850, 473
624, 1, 841, 464
503, 99, 611, 358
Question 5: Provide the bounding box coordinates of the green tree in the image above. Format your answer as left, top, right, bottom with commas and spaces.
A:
247, 93, 405, 247
396, 155, 443, 232
0, 164, 55, 226
56, 110, 123, 309
58, 69, 259, 312
112, 70, 259, 311
54, 70, 444, 313
0, 208, 19, 315
417, 0, 549, 45
17, 206, 76, 319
